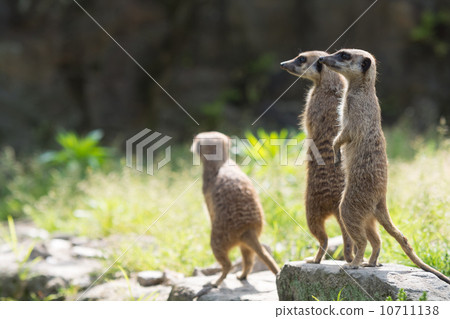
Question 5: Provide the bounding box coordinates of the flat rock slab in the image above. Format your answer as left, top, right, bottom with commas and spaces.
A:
168, 271, 277, 301
277, 261, 450, 301
78, 278, 171, 301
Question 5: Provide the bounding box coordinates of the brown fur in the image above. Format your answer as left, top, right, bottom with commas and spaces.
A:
191, 132, 280, 286
281, 51, 352, 263
321, 49, 450, 284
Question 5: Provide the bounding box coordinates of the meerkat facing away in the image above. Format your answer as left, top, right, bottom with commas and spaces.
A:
320, 49, 450, 284
191, 132, 280, 286
280, 51, 352, 263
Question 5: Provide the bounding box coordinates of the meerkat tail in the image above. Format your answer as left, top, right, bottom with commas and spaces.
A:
376, 209, 450, 285
241, 231, 280, 274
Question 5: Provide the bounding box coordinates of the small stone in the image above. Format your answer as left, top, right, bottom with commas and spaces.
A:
46, 239, 72, 251
163, 270, 184, 285
29, 243, 51, 260
45, 239, 72, 261
52, 233, 73, 241
26, 228, 50, 241
72, 246, 104, 259
137, 271, 165, 286
71, 237, 90, 246
199, 267, 222, 276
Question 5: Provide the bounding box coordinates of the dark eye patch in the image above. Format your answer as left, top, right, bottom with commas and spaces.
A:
295, 56, 306, 64
339, 52, 351, 60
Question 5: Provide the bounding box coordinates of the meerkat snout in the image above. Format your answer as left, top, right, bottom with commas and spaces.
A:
280, 51, 328, 82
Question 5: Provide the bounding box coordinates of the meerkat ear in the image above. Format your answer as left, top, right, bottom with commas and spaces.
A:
361, 58, 371, 73
315, 60, 322, 72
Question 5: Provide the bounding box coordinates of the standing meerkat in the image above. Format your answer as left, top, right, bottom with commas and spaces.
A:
191, 132, 280, 286
280, 51, 352, 263
320, 49, 450, 284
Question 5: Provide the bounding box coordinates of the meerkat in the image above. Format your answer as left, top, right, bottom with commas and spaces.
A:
319, 49, 450, 284
280, 51, 353, 264
191, 131, 280, 286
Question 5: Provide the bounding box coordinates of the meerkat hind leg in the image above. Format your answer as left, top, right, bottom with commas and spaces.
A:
341, 214, 368, 268
362, 218, 382, 267
212, 246, 232, 287
306, 213, 328, 263
337, 217, 354, 263
237, 245, 255, 280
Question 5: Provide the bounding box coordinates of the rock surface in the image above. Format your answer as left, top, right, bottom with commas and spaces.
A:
277, 261, 450, 301
79, 278, 171, 301
0, 222, 103, 299
168, 271, 278, 301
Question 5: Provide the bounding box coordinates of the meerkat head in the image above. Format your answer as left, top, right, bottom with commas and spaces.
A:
191, 131, 231, 165
319, 49, 376, 84
280, 51, 329, 82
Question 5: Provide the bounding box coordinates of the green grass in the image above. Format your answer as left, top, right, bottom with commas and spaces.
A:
1, 125, 449, 281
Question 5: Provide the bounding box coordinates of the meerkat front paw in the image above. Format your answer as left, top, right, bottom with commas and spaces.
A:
334, 149, 341, 166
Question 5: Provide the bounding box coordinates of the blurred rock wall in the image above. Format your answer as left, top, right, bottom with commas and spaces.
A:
0, 0, 449, 151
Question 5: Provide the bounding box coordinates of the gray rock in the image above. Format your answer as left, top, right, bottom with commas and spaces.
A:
51, 233, 73, 241
45, 239, 72, 260
78, 278, 171, 301
192, 266, 222, 277
31, 257, 102, 289
29, 243, 50, 260
277, 261, 450, 301
70, 237, 90, 246
168, 271, 278, 301
137, 271, 165, 287
71, 246, 104, 259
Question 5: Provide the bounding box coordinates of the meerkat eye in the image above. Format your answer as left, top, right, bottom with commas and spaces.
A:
296, 56, 306, 64
340, 52, 351, 60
